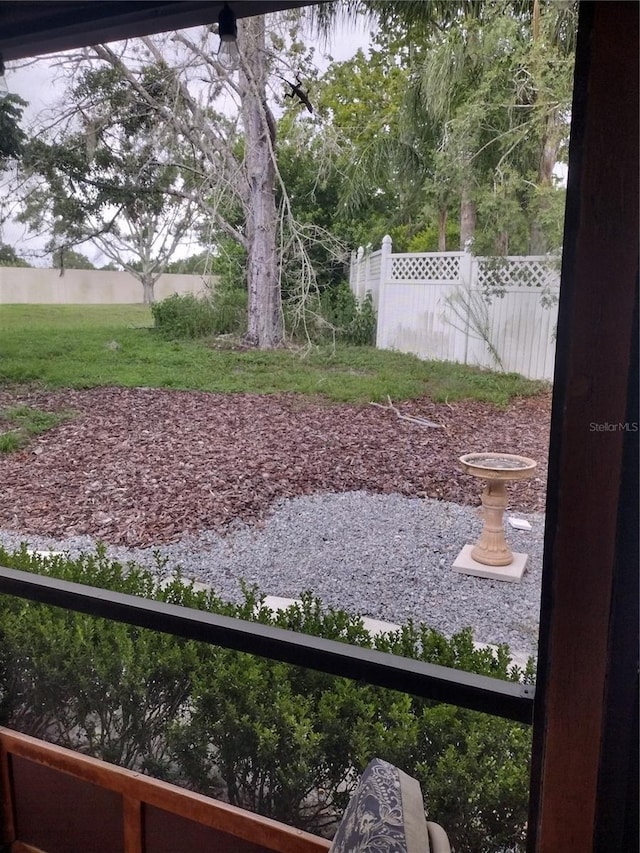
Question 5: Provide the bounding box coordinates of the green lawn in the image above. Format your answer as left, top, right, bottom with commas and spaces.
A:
0, 404, 73, 453
0, 304, 548, 406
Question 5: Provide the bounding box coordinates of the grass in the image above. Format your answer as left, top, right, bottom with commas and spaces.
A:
0, 405, 73, 454
0, 304, 548, 406
0, 304, 154, 329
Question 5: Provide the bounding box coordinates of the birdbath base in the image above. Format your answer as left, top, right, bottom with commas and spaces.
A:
452, 544, 528, 583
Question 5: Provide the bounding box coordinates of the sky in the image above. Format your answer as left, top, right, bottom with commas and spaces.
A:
1, 14, 374, 265
7, 14, 373, 113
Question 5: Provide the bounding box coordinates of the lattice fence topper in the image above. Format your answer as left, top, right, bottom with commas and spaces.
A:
390, 253, 462, 282
476, 257, 560, 294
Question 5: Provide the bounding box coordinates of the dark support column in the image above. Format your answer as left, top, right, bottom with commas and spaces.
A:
528, 3, 639, 851
593, 282, 639, 852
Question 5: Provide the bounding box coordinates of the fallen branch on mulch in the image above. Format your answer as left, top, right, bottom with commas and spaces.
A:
370, 396, 443, 428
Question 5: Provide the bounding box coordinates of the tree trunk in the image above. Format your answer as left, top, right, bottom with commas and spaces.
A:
438, 208, 448, 251
239, 17, 282, 349
459, 184, 476, 250
539, 121, 557, 187
142, 276, 155, 305
495, 231, 509, 255
529, 221, 546, 254
530, 110, 561, 253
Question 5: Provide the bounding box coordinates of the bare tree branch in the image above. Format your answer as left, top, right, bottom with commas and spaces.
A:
370, 396, 443, 428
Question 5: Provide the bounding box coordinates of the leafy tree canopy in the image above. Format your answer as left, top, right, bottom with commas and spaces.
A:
51, 247, 96, 270
307, 0, 575, 254
18, 61, 198, 303
0, 95, 27, 164
164, 252, 212, 275
0, 243, 30, 267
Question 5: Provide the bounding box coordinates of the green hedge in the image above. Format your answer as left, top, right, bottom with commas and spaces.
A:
0, 545, 533, 851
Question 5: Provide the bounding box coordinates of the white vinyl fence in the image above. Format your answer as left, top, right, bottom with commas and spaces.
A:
349, 235, 560, 380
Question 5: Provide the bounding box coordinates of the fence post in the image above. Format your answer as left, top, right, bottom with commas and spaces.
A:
349, 250, 356, 295
460, 248, 474, 365
355, 246, 365, 301
363, 244, 371, 300
376, 234, 392, 349
461, 248, 474, 290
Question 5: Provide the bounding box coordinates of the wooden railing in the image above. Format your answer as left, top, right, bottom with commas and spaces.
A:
0, 728, 331, 853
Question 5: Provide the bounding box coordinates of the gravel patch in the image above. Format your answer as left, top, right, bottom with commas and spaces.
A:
0, 491, 543, 662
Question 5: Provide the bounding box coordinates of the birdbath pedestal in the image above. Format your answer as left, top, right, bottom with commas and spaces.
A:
452, 452, 537, 583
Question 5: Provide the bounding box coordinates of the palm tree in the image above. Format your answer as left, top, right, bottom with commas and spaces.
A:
318, 0, 576, 253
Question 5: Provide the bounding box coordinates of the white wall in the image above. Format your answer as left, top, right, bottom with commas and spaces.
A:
0, 267, 215, 304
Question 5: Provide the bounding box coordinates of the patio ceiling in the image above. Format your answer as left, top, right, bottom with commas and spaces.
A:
0, 0, 318, 61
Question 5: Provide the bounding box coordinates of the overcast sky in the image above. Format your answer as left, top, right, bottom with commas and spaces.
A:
2, 15, 373, 265
8, 13, 373, 113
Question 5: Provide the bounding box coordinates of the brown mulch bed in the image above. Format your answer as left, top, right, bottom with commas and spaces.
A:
0, 387, 551, 547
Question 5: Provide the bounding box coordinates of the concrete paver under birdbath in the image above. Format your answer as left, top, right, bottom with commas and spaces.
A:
453, 452, 537, 582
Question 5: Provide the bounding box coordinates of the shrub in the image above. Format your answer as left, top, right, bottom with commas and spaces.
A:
151, 288, 247, 340
209, 238, 247, 292
0, 547, 533, 851
316, 281, 377, 346
151, 293, 218, 339
209, 283, 247, 335
0, 545, 223, 772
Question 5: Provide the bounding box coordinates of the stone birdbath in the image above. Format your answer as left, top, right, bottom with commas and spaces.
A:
452, 452, 537, 582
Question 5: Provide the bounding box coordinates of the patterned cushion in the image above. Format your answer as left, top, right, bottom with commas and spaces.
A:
329, 758, 431, 853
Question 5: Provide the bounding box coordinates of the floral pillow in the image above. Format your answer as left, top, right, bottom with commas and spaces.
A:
329, 758, 433, 853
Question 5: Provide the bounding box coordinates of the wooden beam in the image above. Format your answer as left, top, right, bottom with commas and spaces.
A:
0, 1, 317, 61
0, 732, 17, 844
528, 2, 639, 850
123, 795, 143, 853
